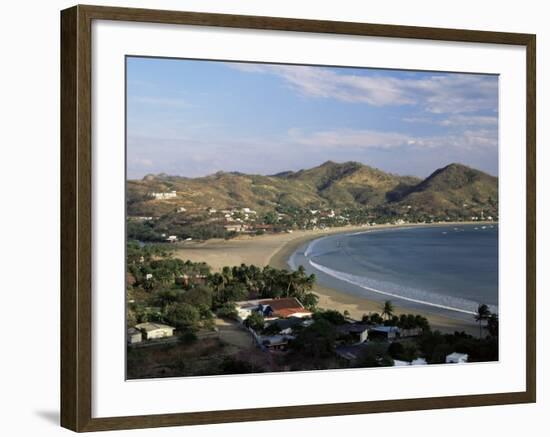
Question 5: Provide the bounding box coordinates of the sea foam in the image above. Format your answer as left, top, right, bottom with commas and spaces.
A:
308, 259, 497, 316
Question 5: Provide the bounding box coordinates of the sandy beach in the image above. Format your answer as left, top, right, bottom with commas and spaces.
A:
173, 223, 488, 335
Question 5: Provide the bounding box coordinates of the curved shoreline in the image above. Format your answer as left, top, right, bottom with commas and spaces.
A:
269, 222, 496, 335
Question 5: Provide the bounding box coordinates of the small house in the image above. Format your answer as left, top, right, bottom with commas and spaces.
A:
336, 323, 370, 344
260, 298, 312, 319
234, 298, 312, 322
260, 334, 295, 351
127, 327, 142, 344
392, 357, 428, 367
135, 322, 175, 340
446, 352, 469, 364
150, 190, 177, 200
368, 325, 401, 341
224, 224, 244, 233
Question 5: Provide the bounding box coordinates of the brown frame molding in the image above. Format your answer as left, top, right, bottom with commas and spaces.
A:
60, 4, 536, 432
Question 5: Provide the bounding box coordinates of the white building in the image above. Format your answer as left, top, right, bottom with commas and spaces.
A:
446, 352, 469, 364
135, 322, 175, 340
127, 327, 142, 344
393, 358, 428, 367
224, 224, 245, 233
166, 235, 178, 243
234, 298, 312, 322
150, 190, 177, 200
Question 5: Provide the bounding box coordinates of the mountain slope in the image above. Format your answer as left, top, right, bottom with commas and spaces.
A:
393, 163, 498, 214
127, 161, 497, 218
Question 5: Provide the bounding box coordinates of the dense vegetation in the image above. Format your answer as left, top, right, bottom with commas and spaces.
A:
127, 243, 499, 377
126, 242, 318, 334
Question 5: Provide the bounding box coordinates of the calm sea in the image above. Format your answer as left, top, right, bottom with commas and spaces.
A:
289, 224, 498, 321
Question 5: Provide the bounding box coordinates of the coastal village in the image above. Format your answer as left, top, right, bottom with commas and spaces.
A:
126, 162, 499, 378
126, 161, 499, 243
126, 242, 498, 379
128, 190, 497, 244
128, 295, 466, 366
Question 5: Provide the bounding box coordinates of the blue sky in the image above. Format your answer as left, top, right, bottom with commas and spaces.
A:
127, 57, 498, 179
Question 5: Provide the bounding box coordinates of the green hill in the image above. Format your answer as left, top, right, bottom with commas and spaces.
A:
127, 161, 497, 219
390, 163, 498, 215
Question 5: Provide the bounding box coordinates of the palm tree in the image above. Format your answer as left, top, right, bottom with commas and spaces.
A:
474, 304, 491, 338
382, 300, 394, 321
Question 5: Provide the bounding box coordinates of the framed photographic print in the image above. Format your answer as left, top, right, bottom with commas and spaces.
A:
60, 4, 536, 432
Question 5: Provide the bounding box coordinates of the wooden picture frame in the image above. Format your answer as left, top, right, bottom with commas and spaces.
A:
60, 4, 536, 432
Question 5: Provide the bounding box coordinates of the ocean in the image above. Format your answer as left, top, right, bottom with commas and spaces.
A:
289, 224, 498, 321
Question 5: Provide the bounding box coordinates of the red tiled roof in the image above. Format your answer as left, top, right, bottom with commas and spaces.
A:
276, 308, 312, 318
259, 298, 311, 318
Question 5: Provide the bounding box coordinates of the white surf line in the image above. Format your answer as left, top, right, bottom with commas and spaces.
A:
309, 260, 477, 316
304, 235, 330, 257
347, 226, 417, 237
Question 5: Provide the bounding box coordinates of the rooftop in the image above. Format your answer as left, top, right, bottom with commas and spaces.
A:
135, 322, 175, 332
259, 297, 311, 317
336, 323, 370, 334
370, 325, 400, 333
236, 298, 312, 318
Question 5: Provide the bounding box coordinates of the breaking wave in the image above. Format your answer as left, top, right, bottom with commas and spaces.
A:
308, 259, 497, 316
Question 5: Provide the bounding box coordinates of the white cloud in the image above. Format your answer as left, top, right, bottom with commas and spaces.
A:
403, 114, 498, 127
289, 128, 411, 149
287, 127, 497, 151
438, 114, 498, 127
227, 63, 498, 114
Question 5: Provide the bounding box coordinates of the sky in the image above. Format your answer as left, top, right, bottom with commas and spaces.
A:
126, 57, 498, 179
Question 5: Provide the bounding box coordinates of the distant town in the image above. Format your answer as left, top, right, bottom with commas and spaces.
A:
129, 202, 497, 244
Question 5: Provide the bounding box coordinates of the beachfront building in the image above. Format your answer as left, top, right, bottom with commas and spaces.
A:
150, 190, 177, 200
235, 297, 312, 322
127, 327, 142, 344
135, 322, 175, 340
446, 352, 469, 364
